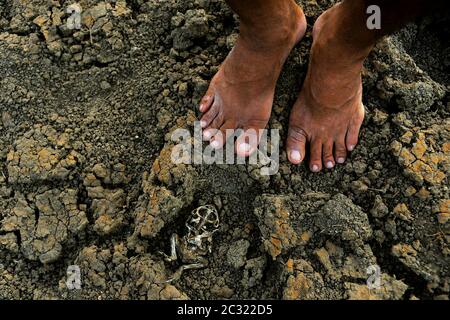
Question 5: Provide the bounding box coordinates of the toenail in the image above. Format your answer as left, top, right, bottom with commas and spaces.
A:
200, 120, 207, 128
238, 143, 251, 154
203, 130, 212, 139
199, 104, 205, 112
337, 157, 345, 164
348, 145, 355, 151
290, 150, 301, 163
326, 161, 334, 169
311, 164, 319, 172
211, 140, 220, 149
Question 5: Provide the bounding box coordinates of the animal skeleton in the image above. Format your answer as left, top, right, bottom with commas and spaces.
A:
161, 205, 220, 283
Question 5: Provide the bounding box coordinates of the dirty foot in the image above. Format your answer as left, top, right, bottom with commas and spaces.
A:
287, 4, 369, 172
200, 1, 306, 156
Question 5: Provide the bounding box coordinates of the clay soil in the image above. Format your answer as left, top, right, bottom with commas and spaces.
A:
0, 0, 448, 300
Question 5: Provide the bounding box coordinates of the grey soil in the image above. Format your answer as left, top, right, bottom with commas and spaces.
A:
0, 0, 448, 300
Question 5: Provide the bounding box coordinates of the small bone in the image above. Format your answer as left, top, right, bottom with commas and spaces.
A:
164, 263, 206, 283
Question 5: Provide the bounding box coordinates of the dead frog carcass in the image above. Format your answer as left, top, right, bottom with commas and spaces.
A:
161, 205, 220, 283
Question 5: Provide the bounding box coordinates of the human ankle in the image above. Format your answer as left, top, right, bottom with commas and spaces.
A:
317, 3, 376, 61
313, 34, 370, 68
239, 2, 304, 50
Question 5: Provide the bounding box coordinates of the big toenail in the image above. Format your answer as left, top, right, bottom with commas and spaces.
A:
312, 165, 319, 172
337, 157, 345, 164
200, 120, 207, 128
238, 143, 251, 154
211, 140, 220, 149
203, 130, 212, 139
290, 150, 301, 163
326, 161, 334, 169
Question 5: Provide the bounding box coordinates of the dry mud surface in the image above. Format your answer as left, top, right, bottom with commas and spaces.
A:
0, 0, 449, 300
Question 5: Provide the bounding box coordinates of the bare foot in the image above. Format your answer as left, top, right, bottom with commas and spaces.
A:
286, 3, 369, 172
200, 1, 306, 156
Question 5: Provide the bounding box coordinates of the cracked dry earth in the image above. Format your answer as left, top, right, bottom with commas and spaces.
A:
0, 0, 449, 300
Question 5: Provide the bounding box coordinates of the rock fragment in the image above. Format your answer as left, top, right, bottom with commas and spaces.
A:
345, 274, 408, 300
392, 243, 439, 284
226, 239, 250, 269
242, 256, 267, 289
434, 199, 449, 224
171, 9, 209, 50
282, 259, 325, 300
314, 194, 372, 241
371, 37, 445, 113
